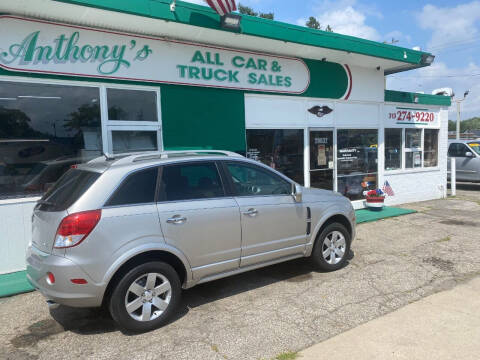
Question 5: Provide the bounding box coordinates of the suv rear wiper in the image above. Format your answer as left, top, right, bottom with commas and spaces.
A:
37, 200, 56, 206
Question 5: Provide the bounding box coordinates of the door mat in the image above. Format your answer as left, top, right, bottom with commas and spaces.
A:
0, 271, 34, 298
356, 206, 416, 224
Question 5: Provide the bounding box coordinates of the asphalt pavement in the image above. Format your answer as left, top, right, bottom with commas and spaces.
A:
0, 183, 479, 360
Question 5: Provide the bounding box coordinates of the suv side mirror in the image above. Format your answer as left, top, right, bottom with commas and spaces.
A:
292, 183, 303, 203
465, 152, 474, 157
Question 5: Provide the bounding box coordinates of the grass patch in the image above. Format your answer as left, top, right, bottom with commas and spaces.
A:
437, 236, 451, 243
275, 351, 298, 360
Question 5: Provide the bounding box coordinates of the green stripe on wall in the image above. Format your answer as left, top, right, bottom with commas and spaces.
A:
160, 84, 246, 153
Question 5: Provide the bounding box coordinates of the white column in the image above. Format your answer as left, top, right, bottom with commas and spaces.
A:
304, 128, 310, 187
451, 157, 456, 196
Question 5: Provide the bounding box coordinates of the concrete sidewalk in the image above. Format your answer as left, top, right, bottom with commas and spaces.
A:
300, 276, 480, 360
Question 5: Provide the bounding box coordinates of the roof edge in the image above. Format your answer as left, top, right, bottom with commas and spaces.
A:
385, 90, 451, 107
50, 0, 434, 69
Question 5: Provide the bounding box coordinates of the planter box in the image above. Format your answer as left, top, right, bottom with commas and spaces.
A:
366, 196, 385, 210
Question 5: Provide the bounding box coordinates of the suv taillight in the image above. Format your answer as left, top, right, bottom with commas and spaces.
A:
54, 210, 101, 249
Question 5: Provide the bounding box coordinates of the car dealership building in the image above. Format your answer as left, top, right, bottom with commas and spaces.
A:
0, 0, 451, 275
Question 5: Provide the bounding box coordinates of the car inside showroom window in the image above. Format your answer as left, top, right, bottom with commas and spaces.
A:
0, 81, 102, 199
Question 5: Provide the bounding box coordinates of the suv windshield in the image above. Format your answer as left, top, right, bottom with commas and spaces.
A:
468, 142, 480, 155
37, 169, 100, 211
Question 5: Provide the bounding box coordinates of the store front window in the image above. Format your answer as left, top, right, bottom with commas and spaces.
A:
337, 129, 378, 201
385, 128, 402, 170
0, 81, 102, 199
405, 129, 422, 168
424, 129, 439, 167
107, 88, 158, 122
246, 129, 304, 185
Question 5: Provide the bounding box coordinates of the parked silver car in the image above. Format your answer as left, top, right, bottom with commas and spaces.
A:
448, 140, 480, 182
26, 150, 356, 332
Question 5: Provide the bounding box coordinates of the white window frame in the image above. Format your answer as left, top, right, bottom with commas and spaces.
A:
101, 83, 163, 155
384, 127, 440, 174
383, 128, 403, 171
103, 85, 161, 127
0, 76, 163, 156
107, 125, 162, 155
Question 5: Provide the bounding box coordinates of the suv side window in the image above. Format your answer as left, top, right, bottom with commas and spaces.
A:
448, 143, 470, 157
226, 162, 292, 196
106, 167, 158, 206
159, 162, 224, 202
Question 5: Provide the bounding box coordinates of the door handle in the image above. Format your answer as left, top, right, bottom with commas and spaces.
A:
166, 215, 187, 225
242, 208, 258, 217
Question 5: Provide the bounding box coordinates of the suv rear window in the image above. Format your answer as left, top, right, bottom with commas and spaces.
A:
106, 167, 159, 207
37, 169, 101, 211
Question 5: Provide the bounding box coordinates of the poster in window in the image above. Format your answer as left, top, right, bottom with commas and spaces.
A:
317, 145, 327, 166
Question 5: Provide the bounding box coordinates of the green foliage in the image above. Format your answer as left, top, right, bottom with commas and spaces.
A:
0, 107, 44, 139
275, 351, 298, 360
259, 12, 274, 20
238, 3, 274, 19
448, 117, 480, 132
238, 4, 257, 16
305, 16, 333, 32
306, 16, 320, 29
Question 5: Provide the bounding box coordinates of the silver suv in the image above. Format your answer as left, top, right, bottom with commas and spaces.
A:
27, 151, 356, 332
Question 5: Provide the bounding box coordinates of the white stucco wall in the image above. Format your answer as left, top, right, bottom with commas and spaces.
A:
383, 107, 449, 206
0, 199, 37, 274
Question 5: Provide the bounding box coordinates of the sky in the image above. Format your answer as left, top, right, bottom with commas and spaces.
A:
184, 0, 480, 120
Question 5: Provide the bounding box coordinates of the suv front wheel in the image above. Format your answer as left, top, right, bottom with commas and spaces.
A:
109, 261, 181, 332
311, 223, 351, 271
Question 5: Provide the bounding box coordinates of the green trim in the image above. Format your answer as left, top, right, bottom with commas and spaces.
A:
397, 107, 430, 111
0, 271, 34, 298
161, 84, 246, 153
356, 207, 416, 224
52, 0, 432, 67
385, 90, 451, 106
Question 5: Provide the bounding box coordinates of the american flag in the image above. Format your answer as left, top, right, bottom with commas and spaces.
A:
205, 0, 237, 16
382, 181, 395, 197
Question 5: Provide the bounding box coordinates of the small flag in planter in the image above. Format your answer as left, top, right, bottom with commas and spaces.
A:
206, 0, 237, 16
382, 181, 395, 196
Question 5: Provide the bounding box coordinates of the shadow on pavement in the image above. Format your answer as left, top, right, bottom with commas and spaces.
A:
46, 252, 355, 336
447, 182, 480, 191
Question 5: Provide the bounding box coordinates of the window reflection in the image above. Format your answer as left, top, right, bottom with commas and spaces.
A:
385, 128, 402, 170
246, 129, 304, 185
0, 81, 102, 199
337, 129, 378, 201
107, 88, 158, 121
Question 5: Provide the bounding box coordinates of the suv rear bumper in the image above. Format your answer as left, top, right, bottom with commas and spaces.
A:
26, 245, 105, 308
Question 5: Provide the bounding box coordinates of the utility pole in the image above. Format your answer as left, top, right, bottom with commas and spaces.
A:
455, 91, 469, 140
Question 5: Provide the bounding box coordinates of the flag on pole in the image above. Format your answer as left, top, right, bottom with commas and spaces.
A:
382, 181, 395, 196
205, 0, 237, 16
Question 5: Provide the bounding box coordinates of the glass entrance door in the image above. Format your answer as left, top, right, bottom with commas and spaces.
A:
309, 130, 334, 190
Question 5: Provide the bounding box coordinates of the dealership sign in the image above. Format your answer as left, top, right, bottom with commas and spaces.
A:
385, 106, 439, 128
0, 16, 310, 94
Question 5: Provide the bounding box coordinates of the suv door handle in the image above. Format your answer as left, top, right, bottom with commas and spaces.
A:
166, 215, 187, 225
242, 208, 258, 217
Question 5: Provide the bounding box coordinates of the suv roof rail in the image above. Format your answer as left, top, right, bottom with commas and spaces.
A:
104, 150, 243, 166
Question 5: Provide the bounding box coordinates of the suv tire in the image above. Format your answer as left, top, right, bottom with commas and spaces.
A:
311, 223, 351, 271
109, 261, 181, 332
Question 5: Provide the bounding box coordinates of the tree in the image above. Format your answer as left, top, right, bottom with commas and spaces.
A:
238, 4, 274, 20
306, 16, 320, 29
448, 117, 480, 132
305, 16, 333, 32
0, 107, 44, 139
